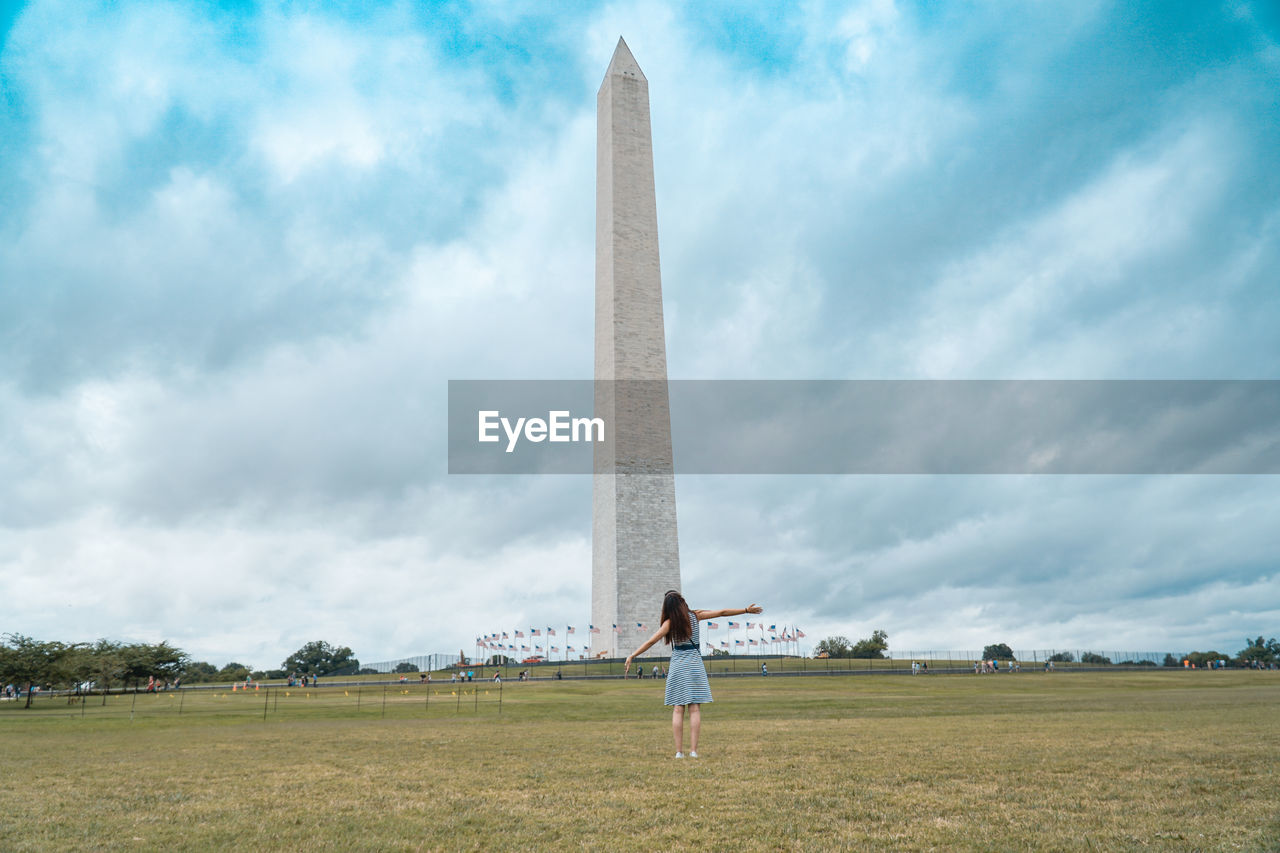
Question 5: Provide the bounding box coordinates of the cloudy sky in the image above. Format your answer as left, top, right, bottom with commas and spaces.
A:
3, 1, 1278, 669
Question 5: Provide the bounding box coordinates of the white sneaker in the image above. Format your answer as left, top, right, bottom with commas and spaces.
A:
689, 751, 699, 758
674, 752, 684, 759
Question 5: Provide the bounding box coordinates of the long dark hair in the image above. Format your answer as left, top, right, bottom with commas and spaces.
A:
661, 590, 692, 645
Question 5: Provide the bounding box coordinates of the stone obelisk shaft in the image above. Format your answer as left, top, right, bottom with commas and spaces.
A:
592, 39, 682, 659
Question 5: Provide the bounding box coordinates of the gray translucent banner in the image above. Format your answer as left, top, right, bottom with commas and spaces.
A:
447, 380, 1280, 474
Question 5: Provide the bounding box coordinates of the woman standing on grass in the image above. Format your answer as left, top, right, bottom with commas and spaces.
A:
625, 590, 763, 759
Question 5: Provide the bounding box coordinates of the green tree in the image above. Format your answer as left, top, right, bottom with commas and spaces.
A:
1162, 653, 1179, 667
850, 629, 889, 659
1047, 652, 1074, 663
815, 636, 853, 658
63, 644, 101, 689
982, 643, 1016, 661
1080, 652, 1112, 665
393, 662, 418, 674
87, 639, 127, 699
1186, 650, 1228, 668
218, 662, 252, 681
1237, 636, 1279, 664
0, 634, 75, 708
183, 661, 219, 683
281, 641, 358, 677
118, 642, 186, 689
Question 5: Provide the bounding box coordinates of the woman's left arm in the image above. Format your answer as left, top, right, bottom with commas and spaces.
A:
693, 604, 763, 620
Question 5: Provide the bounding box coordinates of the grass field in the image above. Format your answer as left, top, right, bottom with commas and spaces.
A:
3, 670, 1278, 851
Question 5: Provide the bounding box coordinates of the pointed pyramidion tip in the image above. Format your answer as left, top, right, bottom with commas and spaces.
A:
605, 35, 646, 82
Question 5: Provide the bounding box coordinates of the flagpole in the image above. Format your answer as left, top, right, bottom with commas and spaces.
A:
732, 621, 737, 672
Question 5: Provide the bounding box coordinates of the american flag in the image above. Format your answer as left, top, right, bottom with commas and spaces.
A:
521, 645, 529, 651
705, 642, 714, 650
613, 624, 620, 633
749, 639, 758, 646
550, 646, 558, 652
747, 622, 755, 629
547, 627, 555, 636
502, 632, 509, 639
797, 628, 806, 638
636, 622, 645, 630
707, 622, 719, 629
515, 630, 524, 638
567, 626, 575, 634
720, 641, 729, 648
589, 625, 601, 634
735, 640, 744, 646
531, 628, 541, 637
728, 621, 740, 629
567, 645, 575, 652
769, 624, 777, 631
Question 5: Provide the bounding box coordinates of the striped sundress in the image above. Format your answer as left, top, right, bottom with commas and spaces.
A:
665, 612, 712, 706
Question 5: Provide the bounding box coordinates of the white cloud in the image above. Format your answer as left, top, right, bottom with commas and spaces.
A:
836, 0, 900, 72
905, 122, 1235, 378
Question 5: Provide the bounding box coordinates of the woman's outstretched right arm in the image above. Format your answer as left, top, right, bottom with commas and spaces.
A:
625, 620, 671, 673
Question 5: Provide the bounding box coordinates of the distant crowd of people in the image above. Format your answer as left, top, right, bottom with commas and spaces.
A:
974, 660, 1021, 674
630, 664, 666, 679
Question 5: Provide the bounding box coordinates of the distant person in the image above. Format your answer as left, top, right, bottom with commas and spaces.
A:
625, 590, 763, 758
652, 664, 660, 679
761, 662, 768, 676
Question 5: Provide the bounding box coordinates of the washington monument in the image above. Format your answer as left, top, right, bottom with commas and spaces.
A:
591, 38, 682, 658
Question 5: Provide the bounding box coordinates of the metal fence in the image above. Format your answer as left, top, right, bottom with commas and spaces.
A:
5, 648, 1265, 723
331, 653, 462, 675
0, 678, 505, 722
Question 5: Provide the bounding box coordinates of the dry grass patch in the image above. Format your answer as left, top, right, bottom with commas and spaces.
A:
2, 671, 1278, 850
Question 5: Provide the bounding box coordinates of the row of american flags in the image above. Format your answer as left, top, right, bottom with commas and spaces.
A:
474, 624, 807, 656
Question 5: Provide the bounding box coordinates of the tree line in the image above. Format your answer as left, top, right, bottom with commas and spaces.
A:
0, 635, 371, 707
811, 631, 1280, 668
